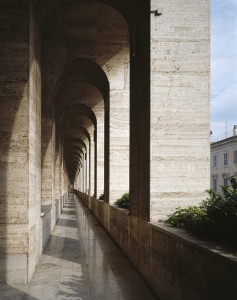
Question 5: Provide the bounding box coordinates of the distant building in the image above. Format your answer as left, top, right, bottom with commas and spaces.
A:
211, 125, 237, 192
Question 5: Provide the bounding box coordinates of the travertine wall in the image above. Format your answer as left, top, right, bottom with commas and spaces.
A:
150, 0, 210, 221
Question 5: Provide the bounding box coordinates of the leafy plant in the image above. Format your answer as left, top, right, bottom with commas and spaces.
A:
115, 192, 130, 209
165, 206, 207, 235
98, 192, 104, 200
165, 176, 237, 247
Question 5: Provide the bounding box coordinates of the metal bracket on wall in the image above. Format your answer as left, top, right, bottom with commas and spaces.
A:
150, 9, 163, 16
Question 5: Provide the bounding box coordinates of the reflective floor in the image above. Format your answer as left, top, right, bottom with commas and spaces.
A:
0, 194, 158, 299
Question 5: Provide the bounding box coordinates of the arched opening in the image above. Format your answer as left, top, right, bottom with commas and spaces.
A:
41, 0, 130, 208
59, 106, 96, 197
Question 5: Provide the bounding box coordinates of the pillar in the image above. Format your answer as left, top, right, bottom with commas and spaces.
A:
0, 0, 42, 283
150, 0, 210, 221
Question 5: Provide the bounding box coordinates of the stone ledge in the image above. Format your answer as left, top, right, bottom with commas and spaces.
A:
148, 221, 237, 265
108, 204, 130, 215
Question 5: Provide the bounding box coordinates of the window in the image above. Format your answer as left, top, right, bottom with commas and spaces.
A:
213, 178, 217, 192
223, 152, 228, 166
212, 155, 217, 168
234, 150, 237, 164
223, 177, 228, 187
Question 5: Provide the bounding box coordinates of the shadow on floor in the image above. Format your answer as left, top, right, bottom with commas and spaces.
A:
0, 284, 39, 300
56, 218, 78, 228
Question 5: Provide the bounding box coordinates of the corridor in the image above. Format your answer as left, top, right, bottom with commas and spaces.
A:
0, 194, 157, 300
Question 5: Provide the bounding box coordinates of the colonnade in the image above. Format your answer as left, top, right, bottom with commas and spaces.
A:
0, 0, 210, 293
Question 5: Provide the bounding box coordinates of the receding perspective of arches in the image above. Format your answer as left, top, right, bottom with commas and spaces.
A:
2, 1, 235, 300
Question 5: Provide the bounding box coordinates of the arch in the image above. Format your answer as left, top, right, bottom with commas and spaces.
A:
55, 67, 107, 200
63, 138, 87, 152
41, 0, 130, 37
59, 104, 97, 129
54, 58, 110, 103
62, 127, 91, 143
45, 0, 130, 203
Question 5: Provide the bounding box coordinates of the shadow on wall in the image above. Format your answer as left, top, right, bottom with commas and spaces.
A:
0, 0, 41, 284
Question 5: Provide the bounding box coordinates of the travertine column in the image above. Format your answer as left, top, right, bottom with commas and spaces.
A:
150, 0, 210, 221
81, 167, 83, 191
93, 102, 104, 198
59, 144, 64, 199
82, 156, 85, 193
129, 1, 151, 221
28, 0, 42, 280
103, 51, 130, 203
41, 107, 55, 207
0, 0, 41, 283
90, 130, 95, 197
54, 131, 61, 201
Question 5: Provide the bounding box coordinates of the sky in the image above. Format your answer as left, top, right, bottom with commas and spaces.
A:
211, 0, 237, 138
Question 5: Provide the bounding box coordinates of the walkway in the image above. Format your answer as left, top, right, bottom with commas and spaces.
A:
0, 194, 158, 299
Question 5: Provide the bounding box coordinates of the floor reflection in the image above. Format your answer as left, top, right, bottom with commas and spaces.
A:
0, 194, 158, 299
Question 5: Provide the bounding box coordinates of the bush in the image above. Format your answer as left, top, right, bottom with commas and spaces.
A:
115, 192, 130, 209
98, 192, 104, 200
165, 206, 207, 235
165, 176, 237, 247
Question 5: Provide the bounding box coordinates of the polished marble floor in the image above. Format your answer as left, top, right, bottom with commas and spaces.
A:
0, 194, 158, 299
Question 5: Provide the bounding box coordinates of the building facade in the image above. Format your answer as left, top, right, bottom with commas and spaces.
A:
211, 126, 237, 193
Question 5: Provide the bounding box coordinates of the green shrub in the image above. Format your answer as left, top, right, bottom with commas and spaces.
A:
165, 176, 237, 247
165, 206, 207, 235
115, 192, 130, 209
98, 192, 104, 200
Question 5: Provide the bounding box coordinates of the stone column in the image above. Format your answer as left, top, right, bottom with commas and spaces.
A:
93, 103, 104, 199
0, 0, 42, 283
90, 130, 95, 197
82, 154, 85, 193
128, 0, 151, 273
54, 130, 61, 201
129, 1, 150, 221
85, 151, 87, 193
104, 53, 130, 203
150, 0, 210, 221
41, 106, 55, 207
